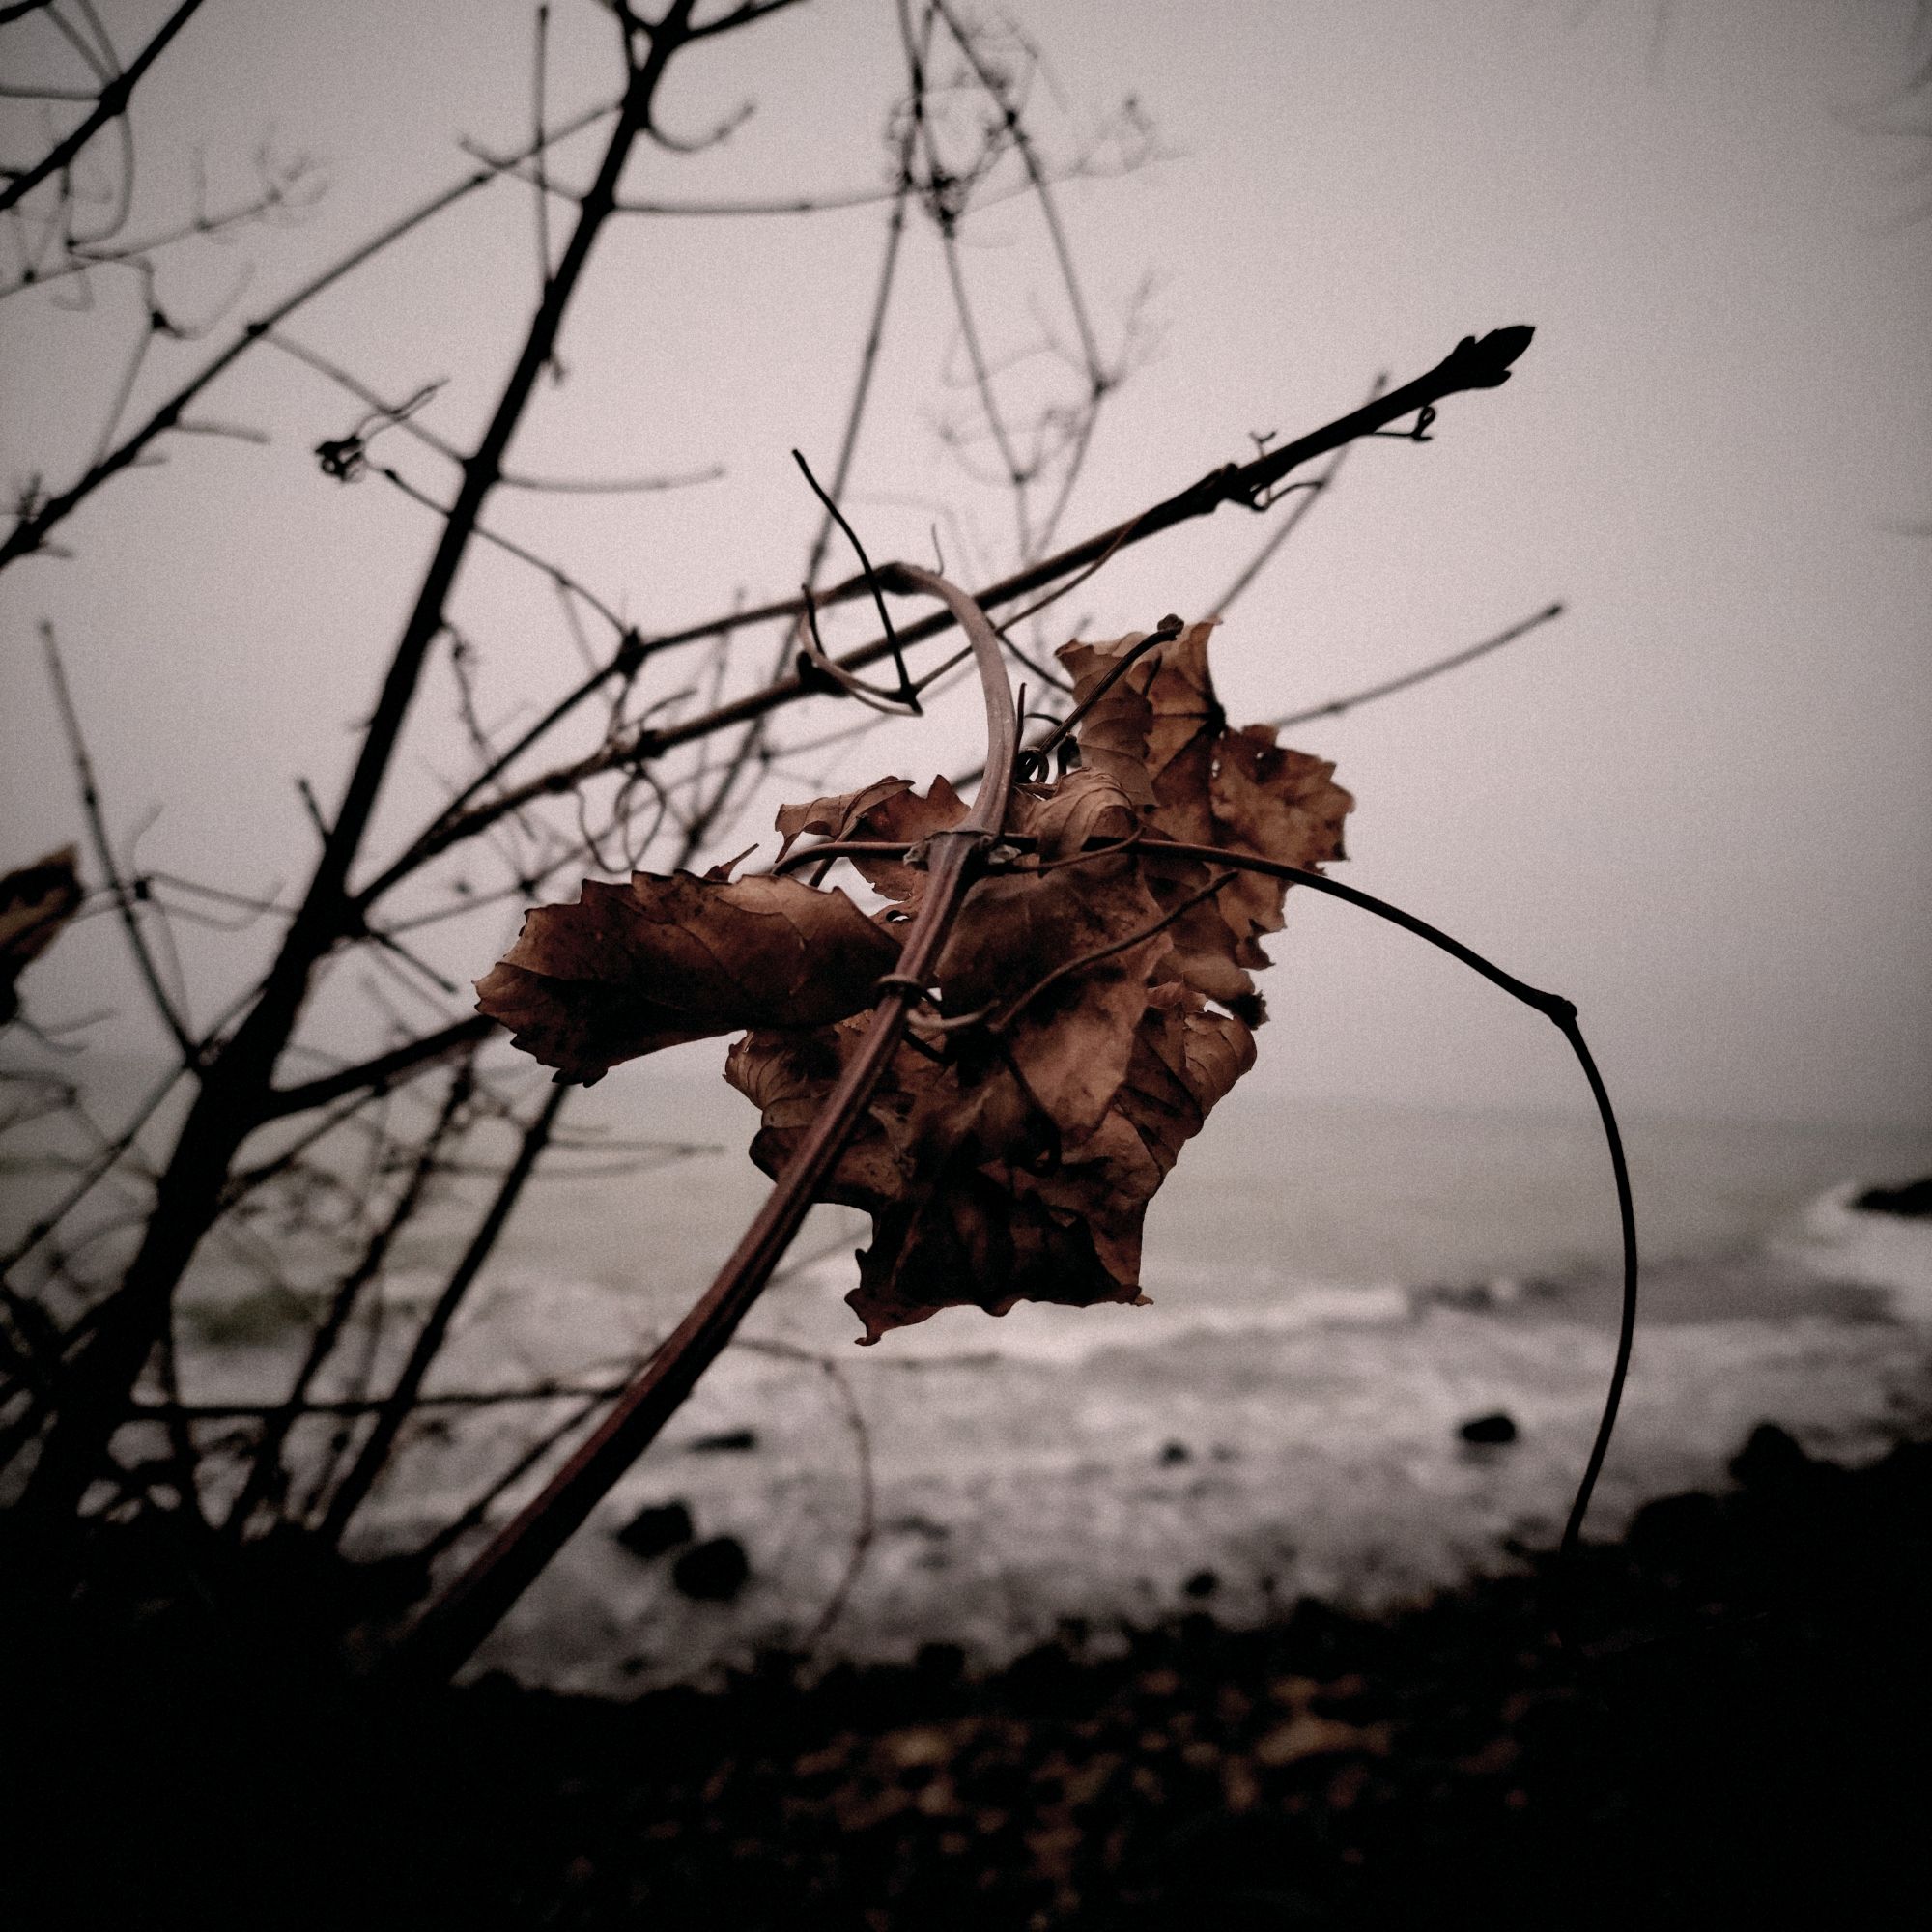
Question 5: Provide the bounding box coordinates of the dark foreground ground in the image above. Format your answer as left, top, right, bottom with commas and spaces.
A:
9, 1420, 1932, 1931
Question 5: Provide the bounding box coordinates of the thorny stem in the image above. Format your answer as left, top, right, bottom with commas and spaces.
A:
384, 565, 1018, 1685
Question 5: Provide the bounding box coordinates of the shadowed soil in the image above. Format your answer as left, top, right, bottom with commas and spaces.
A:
8, 1422, 1930, 1930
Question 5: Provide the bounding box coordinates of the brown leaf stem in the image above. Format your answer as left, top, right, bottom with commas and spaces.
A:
985, 867, 1238, 1037
1017, 613, 1181, 776
383, 566, 1017, 1684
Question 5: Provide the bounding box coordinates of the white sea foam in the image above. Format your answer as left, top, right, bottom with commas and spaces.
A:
1775, 1182, 1932, 1321
759, 1252, 1419, 1370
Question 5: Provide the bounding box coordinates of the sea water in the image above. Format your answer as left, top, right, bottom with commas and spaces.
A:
11, 1050, 1932, 1693
422, 1065, 1932, 1693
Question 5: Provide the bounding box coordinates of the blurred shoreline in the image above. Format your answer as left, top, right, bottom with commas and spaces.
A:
17, 1413, 1932, 1929
152, 1161, 1932, 1698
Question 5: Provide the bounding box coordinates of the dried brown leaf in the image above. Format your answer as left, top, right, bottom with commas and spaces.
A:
723, 618, 1342, 1340
491, 614, 1347, 1348
1007, 766, 1141, 863
1059, 620, 1222, 841
773, 777, 915, 862
1058, 622, 1353, 1009
476, 871, 898, 1085
0, 846, 83, 1025
1208, 724, 1352, 967
934, 853, 1164, 1145
778, 775, 971, 907
832, 984, 1255, 1343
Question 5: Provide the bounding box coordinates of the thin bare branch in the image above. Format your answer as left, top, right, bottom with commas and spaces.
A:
224, 1056, 475, 1536
372, 464, 634, 639
43, 622, 196, 1058
319, 1082, 567, 1543
374, 327, 1536, 895
257, 1018, 495, 1124
1, 155, 328, 302
1271, 602, 1566, 728
0, 91, 625, 570
0, 0, 203, 215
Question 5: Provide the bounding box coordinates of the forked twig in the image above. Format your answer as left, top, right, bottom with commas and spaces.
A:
792, 449, 919, 707
43, 622, 196, 1059
376, 327, 1538, 892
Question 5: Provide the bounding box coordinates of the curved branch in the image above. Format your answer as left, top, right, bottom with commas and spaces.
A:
1140, 837, 1636, 1588
384, 565, 1018, 1684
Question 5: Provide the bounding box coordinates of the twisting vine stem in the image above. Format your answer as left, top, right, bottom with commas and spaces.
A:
1128, 838, 1638, 1588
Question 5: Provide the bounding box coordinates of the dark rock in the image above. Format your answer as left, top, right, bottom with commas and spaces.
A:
1730, 1422, 1812, 1492
1159, 1439, 1192, 1465
885, 1513, 951, 1541
1458, 1411, 1518, 1446
1005, 1639, 1084, 1719
914, 1641, 966, 1685
1183, 1569, 1219, 1600
1627, 1489, 1725, 1559
686, 1427, 758, 1453
615, 1500, 694, 1561
671, 1535, 750, 1602
1852, 1175, 1932, 1218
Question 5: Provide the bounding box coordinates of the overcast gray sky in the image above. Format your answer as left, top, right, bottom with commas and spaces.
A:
3, 0, 1928, 1128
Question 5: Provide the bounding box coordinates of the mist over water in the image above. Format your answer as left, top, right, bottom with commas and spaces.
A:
496, 1052, 1932, 1324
